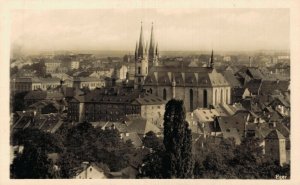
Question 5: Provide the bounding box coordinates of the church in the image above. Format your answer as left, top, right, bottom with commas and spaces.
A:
133, 22, 231, 112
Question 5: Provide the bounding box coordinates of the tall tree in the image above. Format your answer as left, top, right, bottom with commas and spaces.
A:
163, 99, 193, 178
11, 145, 55, 179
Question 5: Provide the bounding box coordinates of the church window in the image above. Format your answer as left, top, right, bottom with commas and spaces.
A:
163, 89, 167, 100
190, 89, 193, 112
221, 89, 223, 103
203, 89, 208, 108
226, 89, 229, 104
215, 90, 218, 104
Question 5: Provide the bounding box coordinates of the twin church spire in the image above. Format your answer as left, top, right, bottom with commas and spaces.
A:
135, 22, 159, 66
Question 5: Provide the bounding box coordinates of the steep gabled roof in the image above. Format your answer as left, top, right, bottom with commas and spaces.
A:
265, 129, 285, 140
126, 117, 161, 135
245, 79, 262, 95
222, 71, 242, 88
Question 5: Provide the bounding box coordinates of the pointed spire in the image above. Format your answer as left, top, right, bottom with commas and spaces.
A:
145, 41, 148, 54
135, 41, 138, 60
149, 22, 155, 56
210, 50, 214, 68
138, 21, 144, 58
155, 43, 159, 56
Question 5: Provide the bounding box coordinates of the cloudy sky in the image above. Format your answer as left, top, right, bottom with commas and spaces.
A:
11, 9, 289, 53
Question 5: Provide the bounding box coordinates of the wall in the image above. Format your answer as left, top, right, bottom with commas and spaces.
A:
75, 166, 106, 179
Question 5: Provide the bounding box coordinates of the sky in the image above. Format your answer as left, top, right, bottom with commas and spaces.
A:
11, 9, 290, 53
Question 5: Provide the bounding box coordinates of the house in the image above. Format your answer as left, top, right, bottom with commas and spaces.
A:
113, 65, 128, 80
27, 100, 61, 115
264, 129, 287, 166
121, 132, 143, 148
214, 110, 265, 145
231, 88, 251, 103
126, 117, 162, 138
74, 162, 108, 179
245, 79, 262, 96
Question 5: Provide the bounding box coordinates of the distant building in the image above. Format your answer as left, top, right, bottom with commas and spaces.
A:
89, 68, 114, 78
70, 61, 80, 70
11, 77, 62, 93
114, 65, 128, 80
45, 60, 61, 73
73, 77, 105, 90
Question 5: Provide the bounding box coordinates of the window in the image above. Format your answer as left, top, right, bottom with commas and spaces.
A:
138, 67, 141, 74
163, 89, 167, 100
203, 89, 208, 108
149, 88, 152, 94
215, 90, 218, 104
90, 168, 92, 172
221, 89, 223, 103
226, 89, 229, 104
190, 89, 193, 112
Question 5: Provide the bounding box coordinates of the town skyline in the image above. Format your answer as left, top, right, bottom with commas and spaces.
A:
11, 9, 289, 54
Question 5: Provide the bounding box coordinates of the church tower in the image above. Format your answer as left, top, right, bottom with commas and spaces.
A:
148, 23, 159, 66
134, 22, 149, 89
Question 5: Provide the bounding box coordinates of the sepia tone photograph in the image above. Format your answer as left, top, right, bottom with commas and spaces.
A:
1, 1, 299, 183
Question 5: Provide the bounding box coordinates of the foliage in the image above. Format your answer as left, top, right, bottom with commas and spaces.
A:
12, 128, 64, 153
142, 131, 163, 150
163, 99, 194, 178
10, 144, 56, 179
193, 137, 290, 179
58, 122, 135, 178
11, 91, 28, 112
137, 147, 166, 179
140, 99, 194, 179
22, 62, 46, 77
10, 66, 19, 77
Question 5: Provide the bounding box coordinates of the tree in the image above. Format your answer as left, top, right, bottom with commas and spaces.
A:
11, 91, 28, 112
10, 66, 19, 77
163, 99, 193, 178
138, 147, 166, 179
142, 131, 163, 150
11, 145, 56, 179
12, 128, 64, 153
58, 122, 135, 178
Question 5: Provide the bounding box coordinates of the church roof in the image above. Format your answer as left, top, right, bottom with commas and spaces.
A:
145, 66, 229, 87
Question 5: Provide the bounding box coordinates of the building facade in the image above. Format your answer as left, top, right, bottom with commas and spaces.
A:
67, 89, 165, 122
